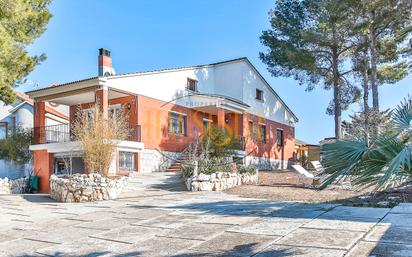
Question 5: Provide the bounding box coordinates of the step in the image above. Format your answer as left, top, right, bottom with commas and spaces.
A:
166, 168, 181, 172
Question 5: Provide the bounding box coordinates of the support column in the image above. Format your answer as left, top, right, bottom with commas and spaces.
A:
242, 112, 248, 137
242, 112, 249, 152
217, 108, 225, 128
33, 101, 46, 144
95, 86, 109, 120
135, 152, 140, 173
34, 150, 54, 193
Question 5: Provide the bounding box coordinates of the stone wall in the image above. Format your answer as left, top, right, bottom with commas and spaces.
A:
244, 156, 291, 170
0, 177, 28, 194
50, 173, 128, 203
140, 149, 182, 173
185, 171, 258, 191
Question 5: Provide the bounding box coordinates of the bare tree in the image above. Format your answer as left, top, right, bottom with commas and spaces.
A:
72, 103, 130, 176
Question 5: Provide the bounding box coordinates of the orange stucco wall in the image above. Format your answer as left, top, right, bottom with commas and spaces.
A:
33, 150, 54, 193
137, 95, 211, 152
70, 94, 295, 161
244, 114, 295, 162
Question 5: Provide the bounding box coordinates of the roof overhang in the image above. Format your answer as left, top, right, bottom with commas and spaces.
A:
26, 77, 131, 106
29, 140, 144, 153
181, 94, 249, 114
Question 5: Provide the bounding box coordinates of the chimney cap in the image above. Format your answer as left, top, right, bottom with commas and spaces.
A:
99, 48, 111, 57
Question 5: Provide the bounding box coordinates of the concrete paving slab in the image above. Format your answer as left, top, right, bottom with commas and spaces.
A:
165, 222, 232, 241
36, 236, 132, 257
0, 238, 58, 256
0, 228, 40, 243
199, 214, 259, 225
365, 224, 412, 245
25, 226, 103, 244
320, 206, 390, 220
254, 244, 346, 257
191, 231, 280, 256
126, 235, 203, 257
303, 217, 379, 232
275, 228, 365, 250
269, 209, 325, 219
137, 214, 197, 229
347, 241, 412, 257
390, 203, 412, 214
115, 207, 170, 219
91, 225, 169, 244
228, 217, 308, 236
379, 213, 412, 227
74, 217, 137, 231
283, 203, 340, 212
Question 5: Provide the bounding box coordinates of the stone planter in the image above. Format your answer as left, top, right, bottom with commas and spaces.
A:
184, 170, 258, 191
0, 177, 28, 194
50, 173, 128, 203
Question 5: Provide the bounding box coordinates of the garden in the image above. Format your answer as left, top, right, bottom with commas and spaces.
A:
181, 126, 258, 191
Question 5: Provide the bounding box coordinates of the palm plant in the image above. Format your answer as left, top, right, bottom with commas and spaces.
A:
321, 95, 412, 189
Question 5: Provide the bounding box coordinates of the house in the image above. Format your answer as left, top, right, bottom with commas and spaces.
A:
27, 48, 298, 193
294, 139, 320, 163
0, 91, 69, 179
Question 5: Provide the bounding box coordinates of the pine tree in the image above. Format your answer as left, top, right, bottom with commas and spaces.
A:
0, 0, 52, 104
260, 0, 359, 139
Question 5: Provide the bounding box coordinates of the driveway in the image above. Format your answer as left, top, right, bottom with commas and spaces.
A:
0, 172, 411, 257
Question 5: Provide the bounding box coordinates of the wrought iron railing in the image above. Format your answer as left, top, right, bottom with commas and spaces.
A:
32, 123, 71, 144
32, 123, 141, 144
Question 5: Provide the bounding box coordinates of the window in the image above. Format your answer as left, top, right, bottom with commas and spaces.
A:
248, 121, 253, 136
259, 124, 266, 143
0, 123, 7, 139
119, 151, 135, 171
81, 108, 95, 121
256, 89, 263, 101
168, 112, 186, 136
187, 78, 198, 92
203, 119, 212, 130
109, 104, 122, 118
277, 129, 284, 146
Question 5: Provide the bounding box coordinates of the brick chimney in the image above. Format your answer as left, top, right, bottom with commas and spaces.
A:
98, 48, 115, 76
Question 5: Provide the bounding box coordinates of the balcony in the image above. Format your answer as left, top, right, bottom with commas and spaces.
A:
32, 123, 141, 144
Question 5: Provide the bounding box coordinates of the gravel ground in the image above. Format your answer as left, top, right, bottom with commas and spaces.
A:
225, 171, 376, 204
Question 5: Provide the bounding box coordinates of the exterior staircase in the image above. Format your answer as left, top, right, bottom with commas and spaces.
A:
164, 140, 201, 172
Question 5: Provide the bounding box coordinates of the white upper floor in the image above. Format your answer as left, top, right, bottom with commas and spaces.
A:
105, 58, 298, 126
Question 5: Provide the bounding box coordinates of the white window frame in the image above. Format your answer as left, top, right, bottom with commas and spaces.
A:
276, 128, 284, 146
168, 111, 187, 136
258, 123, 266, 144
119, 151, 135, 172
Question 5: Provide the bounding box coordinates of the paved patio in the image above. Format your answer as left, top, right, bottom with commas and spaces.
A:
0, 173, 411, 257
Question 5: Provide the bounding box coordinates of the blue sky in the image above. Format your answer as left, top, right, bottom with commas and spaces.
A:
21, 0, 411, 144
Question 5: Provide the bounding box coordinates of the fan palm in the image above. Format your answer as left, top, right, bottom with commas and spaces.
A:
321, 95, 412, 190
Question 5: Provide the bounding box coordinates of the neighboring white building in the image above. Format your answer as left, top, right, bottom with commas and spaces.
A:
0, 91, 69, 179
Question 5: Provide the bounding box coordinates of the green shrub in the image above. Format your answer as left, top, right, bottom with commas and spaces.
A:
237, 165, 257, 174
0, 127, 32, 164
202, 126, 241, 158
198, 157, 231, 174
181, 164, 195, 178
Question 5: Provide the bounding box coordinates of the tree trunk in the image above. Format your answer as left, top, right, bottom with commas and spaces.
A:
334, 83, 342, 140
362, 39, 370, 144
369, 10, 379, 135
332, 51, 342, 139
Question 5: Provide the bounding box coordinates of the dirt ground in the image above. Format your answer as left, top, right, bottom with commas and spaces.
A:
225, 171, 412, 207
